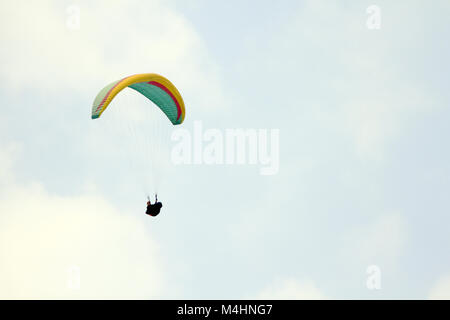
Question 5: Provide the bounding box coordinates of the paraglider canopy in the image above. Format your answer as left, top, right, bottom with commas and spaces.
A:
91, 73, 185, 125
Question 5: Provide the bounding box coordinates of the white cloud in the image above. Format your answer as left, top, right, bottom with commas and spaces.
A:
339, 213, 408, 269
428, 274, 450, 299
0, 0, 226, 112
0, 142, 21, 186
0, 142, 166, 299
237, 0, 435, 162
255, 277, 326, 300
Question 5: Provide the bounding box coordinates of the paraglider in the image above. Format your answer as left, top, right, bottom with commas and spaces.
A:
145, 194, 163, 217
91, 73, 185, 217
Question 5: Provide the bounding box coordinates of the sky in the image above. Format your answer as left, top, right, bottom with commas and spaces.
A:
1, 0, 450, 299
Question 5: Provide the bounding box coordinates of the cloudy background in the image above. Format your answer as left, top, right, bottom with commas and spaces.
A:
1, 0, 450, 299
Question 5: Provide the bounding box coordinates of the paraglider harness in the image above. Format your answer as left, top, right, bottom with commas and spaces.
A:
146, 195, 163, 217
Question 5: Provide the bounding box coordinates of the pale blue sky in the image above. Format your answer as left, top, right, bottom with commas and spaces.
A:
1, 0, 450, 299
